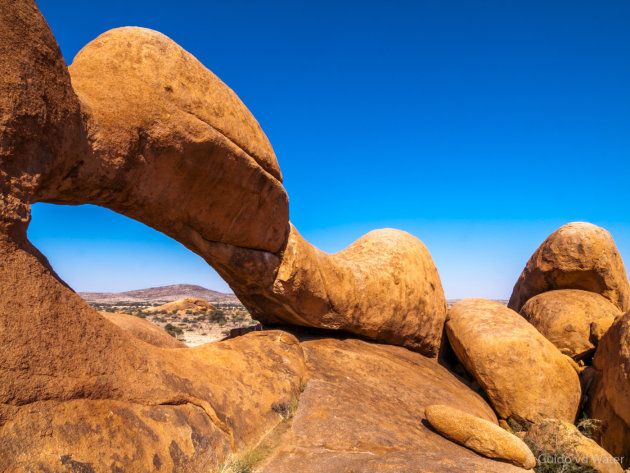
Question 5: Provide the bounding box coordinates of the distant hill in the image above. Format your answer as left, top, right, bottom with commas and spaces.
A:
79, 284, 239, 304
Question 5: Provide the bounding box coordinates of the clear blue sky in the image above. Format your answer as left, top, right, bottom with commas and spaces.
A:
30, 0, 630, 298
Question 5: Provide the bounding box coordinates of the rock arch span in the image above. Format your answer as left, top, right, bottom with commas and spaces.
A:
1, 1, 447, 469
26, 25, 447, 356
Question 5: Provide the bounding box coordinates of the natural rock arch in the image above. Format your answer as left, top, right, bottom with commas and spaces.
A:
6, 2, 626, 472
29, 25, 448, 357
1, 4, 307, 471
1, 2, 447, 468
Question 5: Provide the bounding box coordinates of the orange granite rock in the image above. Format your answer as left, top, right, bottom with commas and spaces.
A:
425, 404, 536, 469
509, 222, 630, 313
447, 299, 581, 423
240, 225, 448, 356
586, 311, 630, 467
520, 289, 621, 360
258, 337, 529, 473
526, 417, 623, 473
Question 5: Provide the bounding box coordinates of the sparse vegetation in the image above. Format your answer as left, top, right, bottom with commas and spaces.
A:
576, 415, 602, 441
525, 439, 597, 472
90, 299, 258, 345
215, 383, 307, 473
272, 381, 306, 422
164, 323, 183, 338
214, 450, 264, 473
508, 417, 598, 473
506, 417, 531, 433
208, 310, 227, 323
271, 401, 292, 420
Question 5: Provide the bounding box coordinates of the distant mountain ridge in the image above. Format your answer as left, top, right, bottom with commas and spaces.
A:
79, 284, 239, 304
446, 299, 508, 308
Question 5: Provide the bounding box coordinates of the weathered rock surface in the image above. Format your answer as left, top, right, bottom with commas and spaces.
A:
446, 299, 581, 423
0, 399, 230, 472
101, 311, 187, 348
520, 289, 621, 360
240, 225, 448, 356
0, 0, 87, 232
37, 26, 289, 254
509, 222, 630, 313
425, 404, 536, 469
586, 311, 630, 466
258, 337, 529, 473
1, 14, 305, 469
526, 418, 623, 473
0, 225, 306, 471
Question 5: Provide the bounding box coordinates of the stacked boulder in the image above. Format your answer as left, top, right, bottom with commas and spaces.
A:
508, 222, 630, 314
437, 223, 629, 472
508, 222, 630, 468
586, 311, 630, 466
520, 289, 620, 361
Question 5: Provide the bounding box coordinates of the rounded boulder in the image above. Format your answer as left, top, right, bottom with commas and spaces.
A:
246, 225, 448, 357
520, 289, 621, 361
425, 404, 536, 469
446, 299, 581, 423
509, 223, 630, 313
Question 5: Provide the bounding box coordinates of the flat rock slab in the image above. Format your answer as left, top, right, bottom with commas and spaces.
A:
259, 337, 529, 473
0, 399, 230, 472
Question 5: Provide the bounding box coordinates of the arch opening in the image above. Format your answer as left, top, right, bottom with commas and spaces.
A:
28, 202, 261, 345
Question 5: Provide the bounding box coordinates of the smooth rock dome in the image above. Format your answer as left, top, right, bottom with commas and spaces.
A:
55, 26, 290, 253
246, 225, 449, 356
509, 222, 630, 313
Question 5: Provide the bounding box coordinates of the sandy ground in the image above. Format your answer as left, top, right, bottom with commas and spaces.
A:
94, 300, 259, 346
